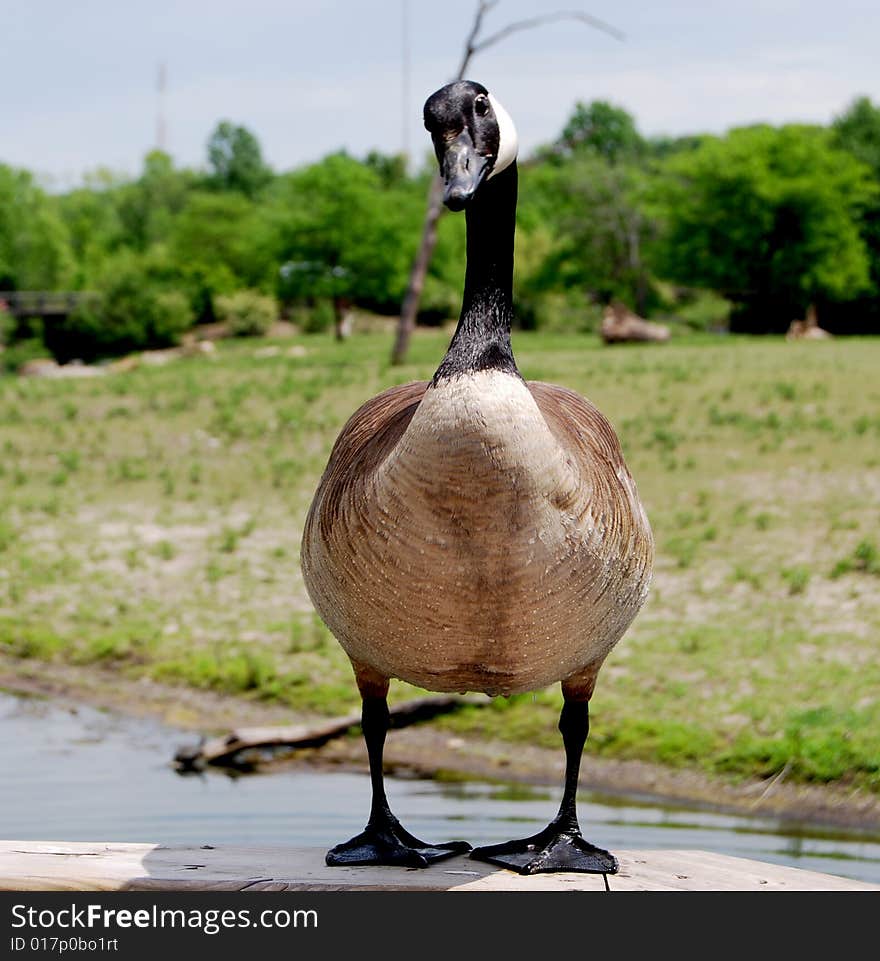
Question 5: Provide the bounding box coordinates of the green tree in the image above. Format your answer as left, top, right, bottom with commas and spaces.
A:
511, 101, 659, 324
45, 251, 192, 362
831, 97, 880, 332
267, 153, 422, 322
0, 164, 74, 290
553, 100, 645, 164
171, 191, 273, 319
645, 134, 707, 160
657, 124, 875, 331
363, 151, 409, 188
832, 96, 880, 174
114, 151, 194, 253
206, 121, 272, 197
57, 168, 126, 287
519, 128, 658, 318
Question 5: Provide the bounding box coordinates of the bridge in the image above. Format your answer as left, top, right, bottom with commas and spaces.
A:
0, 290, 96, 320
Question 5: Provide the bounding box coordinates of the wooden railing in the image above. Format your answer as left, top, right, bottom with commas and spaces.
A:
0, 291, 96, 317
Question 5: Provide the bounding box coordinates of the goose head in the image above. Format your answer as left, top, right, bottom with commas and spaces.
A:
423, 80, 518, 211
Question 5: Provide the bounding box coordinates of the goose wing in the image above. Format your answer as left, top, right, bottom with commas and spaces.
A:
528, 381, 629, 475
528, 380, 654, 560
303, 380, 428, 543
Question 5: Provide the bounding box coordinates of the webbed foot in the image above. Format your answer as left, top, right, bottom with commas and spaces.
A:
326, 815, 471, 868
470, 819, 617, 875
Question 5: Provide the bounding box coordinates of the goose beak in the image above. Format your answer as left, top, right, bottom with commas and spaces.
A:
441, 130, 489, 211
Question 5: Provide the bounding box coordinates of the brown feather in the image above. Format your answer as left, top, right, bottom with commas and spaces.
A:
301, 371, 653, 697
310, 380, 428, 538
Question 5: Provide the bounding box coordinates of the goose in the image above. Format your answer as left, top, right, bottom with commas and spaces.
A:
300, 80, 653, 875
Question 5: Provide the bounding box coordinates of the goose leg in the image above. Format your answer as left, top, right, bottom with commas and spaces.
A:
470, 684, 618, 875
326, 671, 471, 867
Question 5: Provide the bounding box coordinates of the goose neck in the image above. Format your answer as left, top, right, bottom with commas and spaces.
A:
433, 162, 518, 382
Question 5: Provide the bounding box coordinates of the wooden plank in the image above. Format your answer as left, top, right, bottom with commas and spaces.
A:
0, 842, 875, 892
173, 694, 484, 770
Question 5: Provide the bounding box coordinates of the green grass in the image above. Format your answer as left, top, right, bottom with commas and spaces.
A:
1, 330, 879, 789
830, 539, 880, 578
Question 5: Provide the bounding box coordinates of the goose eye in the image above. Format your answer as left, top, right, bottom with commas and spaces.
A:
474, 95, 489, 117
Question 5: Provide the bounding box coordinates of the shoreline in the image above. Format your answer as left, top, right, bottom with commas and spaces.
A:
4, 656, 879, 836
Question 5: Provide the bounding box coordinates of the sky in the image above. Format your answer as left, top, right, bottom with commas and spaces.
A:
3, 0, 879, 186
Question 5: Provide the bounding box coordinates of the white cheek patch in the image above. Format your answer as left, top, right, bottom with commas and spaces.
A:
487, 93, 518, 179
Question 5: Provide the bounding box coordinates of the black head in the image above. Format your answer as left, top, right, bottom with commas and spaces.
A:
423, 80, 518, 211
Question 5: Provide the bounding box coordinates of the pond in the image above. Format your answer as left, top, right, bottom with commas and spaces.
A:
2, 692, 878, 885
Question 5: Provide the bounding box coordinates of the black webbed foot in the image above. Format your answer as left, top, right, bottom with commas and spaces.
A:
326, 814, 471, 868
470, 818, 618, 875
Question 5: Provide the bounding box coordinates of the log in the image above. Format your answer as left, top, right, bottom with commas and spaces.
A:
601, 302, 670, 344
1, 841, 875, 891
786, 303, 832, 341
173, 694, 485, 771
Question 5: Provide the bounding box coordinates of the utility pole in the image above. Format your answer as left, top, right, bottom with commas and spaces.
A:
401, 0, 411, 164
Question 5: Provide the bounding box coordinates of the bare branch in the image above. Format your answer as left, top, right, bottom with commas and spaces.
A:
474, 10, 624, 54
455, 1, 498, 79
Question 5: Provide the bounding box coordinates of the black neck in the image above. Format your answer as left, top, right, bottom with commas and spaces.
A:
432, 162, 519, 383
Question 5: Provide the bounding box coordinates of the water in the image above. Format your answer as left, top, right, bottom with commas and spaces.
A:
2, 692, 878, 884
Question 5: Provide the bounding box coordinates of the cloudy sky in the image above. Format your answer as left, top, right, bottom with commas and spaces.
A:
4, 0, 879, 185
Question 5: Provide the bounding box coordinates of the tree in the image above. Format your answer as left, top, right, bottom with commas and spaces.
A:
115, 150, 195, 252
206, 121, 272, 197
644, 134, 707, 160
0, 164, 74, 290
267, 153, 422, 337
170, 190, 272, 320
45, 251, 192, 362
832, 96, 880, 175
830, 97, 880, 332
657, 125, 875, 331
364, 151, 409, 188
57, 169, 125, 287
554, 100, 644, 164
522, 154, 657, 314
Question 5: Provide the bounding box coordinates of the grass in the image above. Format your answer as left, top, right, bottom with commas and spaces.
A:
1, 330, 879, 790
830, 539, 880, 578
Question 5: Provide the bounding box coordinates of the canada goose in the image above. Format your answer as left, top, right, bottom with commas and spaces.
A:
301, 80, 653, 875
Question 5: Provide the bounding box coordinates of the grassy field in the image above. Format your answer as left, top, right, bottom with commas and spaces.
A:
1, 330, 879, 791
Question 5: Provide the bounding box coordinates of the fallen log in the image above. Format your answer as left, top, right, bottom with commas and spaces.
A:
786, 303, 832, 341
601, 301, 670, 344
174, 694, 485, 771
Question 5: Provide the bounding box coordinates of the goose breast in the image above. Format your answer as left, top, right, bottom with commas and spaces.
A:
301, 371, 653, 696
